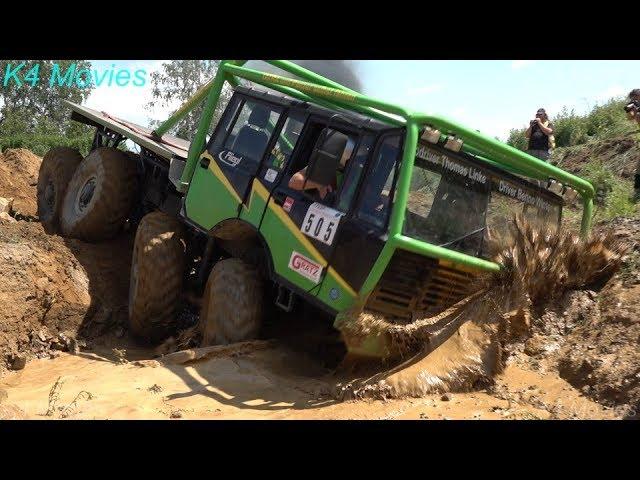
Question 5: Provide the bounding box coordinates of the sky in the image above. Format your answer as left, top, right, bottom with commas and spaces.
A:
85, 60, 640, 141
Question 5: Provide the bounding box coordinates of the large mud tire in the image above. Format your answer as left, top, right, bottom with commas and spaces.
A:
199, 258, 264, 345
128, 211, 186, 344
37, 147, 83, 234
60, 147, 138, 241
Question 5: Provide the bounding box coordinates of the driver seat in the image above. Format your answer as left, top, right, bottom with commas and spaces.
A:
232, 106, 270, 161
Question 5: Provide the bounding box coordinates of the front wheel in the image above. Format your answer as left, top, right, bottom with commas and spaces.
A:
198, 258, 264, 345
128, 211, 186, 344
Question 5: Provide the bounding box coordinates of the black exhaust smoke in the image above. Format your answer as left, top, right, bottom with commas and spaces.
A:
244, 60, 362, 92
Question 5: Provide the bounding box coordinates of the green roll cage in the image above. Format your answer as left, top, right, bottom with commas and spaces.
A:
152, 60, 595, 275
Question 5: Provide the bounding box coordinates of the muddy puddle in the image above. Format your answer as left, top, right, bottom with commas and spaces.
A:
0, 339, 616, 420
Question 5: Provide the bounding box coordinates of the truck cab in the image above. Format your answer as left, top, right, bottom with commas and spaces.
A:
183, 86, 566, 324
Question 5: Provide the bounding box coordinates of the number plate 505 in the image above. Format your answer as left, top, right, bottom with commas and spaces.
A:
301, 202, 344, 246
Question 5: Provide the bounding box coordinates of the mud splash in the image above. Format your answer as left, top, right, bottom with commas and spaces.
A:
335, 215, 626, 400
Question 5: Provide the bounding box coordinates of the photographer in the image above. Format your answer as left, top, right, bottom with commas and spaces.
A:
525, 108, 555, 161
624, 89, 640, 123
625, 89, 640, 197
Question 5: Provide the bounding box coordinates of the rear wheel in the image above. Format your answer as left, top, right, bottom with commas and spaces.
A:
60, 147, 138, 241
37, 147, 83, 233
128, 211, 186, 344
199, 258, 264, 345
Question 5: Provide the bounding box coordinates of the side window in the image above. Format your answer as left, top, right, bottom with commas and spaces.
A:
356, 135, 401, 229
224, 101, 281, 162
336, 136, 375, 212
207, 96, 242, 151
209, 98, 281, 175
264, 114, 305, 178
286, 124, 358, 207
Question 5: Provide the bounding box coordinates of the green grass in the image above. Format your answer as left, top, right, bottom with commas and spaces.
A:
559, 157, 638, 232
603, 181, 637, 220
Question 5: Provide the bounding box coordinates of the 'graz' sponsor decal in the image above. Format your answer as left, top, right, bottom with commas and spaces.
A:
218, 150, 242, 167
288, 251, 323, 284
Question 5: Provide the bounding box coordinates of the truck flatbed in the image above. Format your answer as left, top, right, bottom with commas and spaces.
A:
65, 101, 190, 160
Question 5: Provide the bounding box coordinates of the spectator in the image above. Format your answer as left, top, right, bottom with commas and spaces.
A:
626, 89, 640, 199
525, 108, 555, 161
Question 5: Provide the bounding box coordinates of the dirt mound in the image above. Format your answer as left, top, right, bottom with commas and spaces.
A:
0, 148, 134, 374
0, 219, 135, 373
554, 133, 640, 180
556, 285, 640, 417
0, 148, 43, 217
550, 217, 640, 417
335, 215, 627, 401
0, 221, 90, 370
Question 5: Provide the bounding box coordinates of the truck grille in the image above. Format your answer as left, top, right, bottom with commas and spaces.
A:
365, 249, 475, 321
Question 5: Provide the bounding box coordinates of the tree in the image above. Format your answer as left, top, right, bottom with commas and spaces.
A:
0, 60, 95, 155
0, 60, 94, 134
146, 60, 233, 139
146, 60, 363, 139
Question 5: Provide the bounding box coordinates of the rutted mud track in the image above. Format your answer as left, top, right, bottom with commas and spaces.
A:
1, 148, 639, 420
0, 341, 619, 420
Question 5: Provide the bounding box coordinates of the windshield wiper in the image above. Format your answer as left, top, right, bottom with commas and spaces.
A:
437, 226, 486, 249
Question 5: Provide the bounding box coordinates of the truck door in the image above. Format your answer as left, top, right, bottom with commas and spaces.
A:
238, 111, 306, 226
185, 95, 284, 231
316, 133, 403, 311
259, 117, 370, 305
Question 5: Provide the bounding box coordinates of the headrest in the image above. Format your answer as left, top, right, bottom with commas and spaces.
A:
248, 106, 270, 128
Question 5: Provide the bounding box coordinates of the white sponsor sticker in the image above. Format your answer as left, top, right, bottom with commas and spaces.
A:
264, 168, 278, 183
288, 251, 323, 284
301, 202, 344, 246
218, 150, 242, 167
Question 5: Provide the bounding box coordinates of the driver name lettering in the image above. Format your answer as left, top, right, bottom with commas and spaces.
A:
442, 158, 487, 184
417, 146, 443, 166
498, 180, 553, 212
417, 146, 486, 184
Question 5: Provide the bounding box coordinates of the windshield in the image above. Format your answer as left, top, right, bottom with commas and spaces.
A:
402, 142, 562, 259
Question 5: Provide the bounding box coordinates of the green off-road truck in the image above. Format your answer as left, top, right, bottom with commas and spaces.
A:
36, 60, 595, 358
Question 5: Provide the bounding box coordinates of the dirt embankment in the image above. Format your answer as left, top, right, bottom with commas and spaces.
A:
554, 217, 640, 416
0, 149, 133, 374
0, 148, 41, 218
554, 133, 640, 180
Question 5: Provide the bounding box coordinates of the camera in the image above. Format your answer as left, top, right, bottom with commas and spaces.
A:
624, 100, 640, 113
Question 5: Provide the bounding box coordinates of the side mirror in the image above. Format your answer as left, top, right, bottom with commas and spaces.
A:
306, 128, 348, 187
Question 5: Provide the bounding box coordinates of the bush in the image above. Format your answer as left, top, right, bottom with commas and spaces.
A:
580, 158, 617, 200
578, 158, 637, 220
0, 132, 93, 157
0, 108, 94, 157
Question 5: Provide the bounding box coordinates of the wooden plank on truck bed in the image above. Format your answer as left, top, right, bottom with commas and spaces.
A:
63, 101, 191, 161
